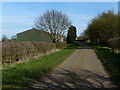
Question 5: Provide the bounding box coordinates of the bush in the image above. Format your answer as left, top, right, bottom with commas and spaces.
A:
55, 41, 66, 49
108, 37, 120, 51
2, 41, 67, 64
2, 41, 55, 64
85, 11, 118, 45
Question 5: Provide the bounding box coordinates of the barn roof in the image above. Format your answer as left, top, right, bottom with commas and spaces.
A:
17, 28, 66, 38
17, 28, 50, 35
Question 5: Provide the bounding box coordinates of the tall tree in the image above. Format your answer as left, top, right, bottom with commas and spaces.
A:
34, 9, 71, 43
67, 26, 77, 44
85, 10, 118, 45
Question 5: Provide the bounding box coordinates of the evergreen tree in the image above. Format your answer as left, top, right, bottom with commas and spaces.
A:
67, 26, 77, 44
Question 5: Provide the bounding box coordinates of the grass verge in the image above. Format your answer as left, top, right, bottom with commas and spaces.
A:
2, 44, 77, 89
91, 44, 120, 87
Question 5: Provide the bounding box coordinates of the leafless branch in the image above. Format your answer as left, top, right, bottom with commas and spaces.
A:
34, 9, 71, 43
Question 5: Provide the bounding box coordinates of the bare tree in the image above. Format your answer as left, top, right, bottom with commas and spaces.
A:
34, 9, 71, 43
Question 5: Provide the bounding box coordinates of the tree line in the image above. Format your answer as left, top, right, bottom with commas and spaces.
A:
83, 10, 120, 51
3, 9, 119, 48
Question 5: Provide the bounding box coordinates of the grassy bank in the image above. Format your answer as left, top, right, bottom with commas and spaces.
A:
2, 44, 77, 89
91, 44, 120, 87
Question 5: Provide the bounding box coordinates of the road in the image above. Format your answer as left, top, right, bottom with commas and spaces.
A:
32, 42, 117, 89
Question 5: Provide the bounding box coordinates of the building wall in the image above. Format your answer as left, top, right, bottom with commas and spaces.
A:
17, 29, 52, 42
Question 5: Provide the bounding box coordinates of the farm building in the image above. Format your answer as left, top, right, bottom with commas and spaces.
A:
17, 28, 53, 42
17, 28, 65, 42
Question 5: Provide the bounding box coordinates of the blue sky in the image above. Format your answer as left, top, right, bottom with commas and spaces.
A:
1, 2, 118, 38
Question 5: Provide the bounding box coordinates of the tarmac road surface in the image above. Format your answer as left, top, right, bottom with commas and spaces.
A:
32, 42, 117, 89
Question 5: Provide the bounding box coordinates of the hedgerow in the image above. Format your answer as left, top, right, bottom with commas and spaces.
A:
2, 41, 66, 64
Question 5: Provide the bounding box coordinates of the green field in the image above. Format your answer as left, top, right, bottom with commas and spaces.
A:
92, 45, 120, 87
2, 44, 77, 89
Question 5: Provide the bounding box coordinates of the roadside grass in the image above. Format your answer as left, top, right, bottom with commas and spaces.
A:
2, 44, 77, 89
91, 44, 120, 87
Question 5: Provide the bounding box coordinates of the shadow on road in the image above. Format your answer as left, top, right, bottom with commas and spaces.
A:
31, 41, 118, 89
32, 68, 117, 89
77, 42, 92, 49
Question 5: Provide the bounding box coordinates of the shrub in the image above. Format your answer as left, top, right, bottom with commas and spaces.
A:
2, 41, 55, 64
85, 11, 118, 45
55, 41, 66, 49
2, 41, 67, 64
108, 37, 120, 51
